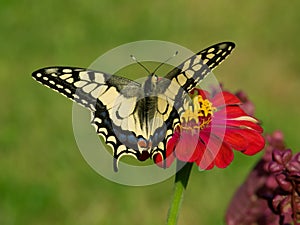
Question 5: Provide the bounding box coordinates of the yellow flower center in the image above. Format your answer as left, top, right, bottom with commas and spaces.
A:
180, 91, 216, 132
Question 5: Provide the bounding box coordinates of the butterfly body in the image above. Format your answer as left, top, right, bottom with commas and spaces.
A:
109, 73, 169, 160
32, 42, 235, 171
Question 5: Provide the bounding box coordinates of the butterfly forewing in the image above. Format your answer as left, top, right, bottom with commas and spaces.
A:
164, 42, 235, 96
32, 67, 136, 110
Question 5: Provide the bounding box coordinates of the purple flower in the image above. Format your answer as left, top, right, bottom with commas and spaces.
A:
267, 149, 300, 224
226, 130, 300, 225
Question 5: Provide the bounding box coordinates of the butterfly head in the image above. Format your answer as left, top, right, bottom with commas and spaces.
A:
143, 74, 158, 96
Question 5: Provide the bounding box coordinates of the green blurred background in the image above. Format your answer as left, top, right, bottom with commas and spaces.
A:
1, 1, 299, 224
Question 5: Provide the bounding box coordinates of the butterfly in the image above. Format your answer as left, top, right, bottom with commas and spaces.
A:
32, 42, 235, 171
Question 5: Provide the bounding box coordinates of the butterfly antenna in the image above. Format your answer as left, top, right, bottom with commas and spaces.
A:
130, 55, 151, 74
152, 51, 178, 75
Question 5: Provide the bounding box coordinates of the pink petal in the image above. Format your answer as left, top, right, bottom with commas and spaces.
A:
196, 140, 215, 170
212, 127, 248, 150
212, 91, 241, 106
229, 129, 265, 155
211, 118, 263, 133
174, 132, 200, 162
214, 106, 248, 118
196, 132, 233, 170
225, 119, 263, 133
214, 141, 234, 168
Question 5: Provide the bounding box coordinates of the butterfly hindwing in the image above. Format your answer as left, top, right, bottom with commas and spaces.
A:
91, 99, 142, 171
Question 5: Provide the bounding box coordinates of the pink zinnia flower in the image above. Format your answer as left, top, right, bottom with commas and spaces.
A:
154, 88, 265, 170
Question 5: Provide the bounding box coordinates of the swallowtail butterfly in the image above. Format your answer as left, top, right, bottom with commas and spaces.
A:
32, 42, 235, 171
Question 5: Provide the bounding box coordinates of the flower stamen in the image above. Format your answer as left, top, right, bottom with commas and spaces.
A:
180, 92, 216, 131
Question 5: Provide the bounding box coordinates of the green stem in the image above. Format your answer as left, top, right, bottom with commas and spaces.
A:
166, 160, 193, 225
